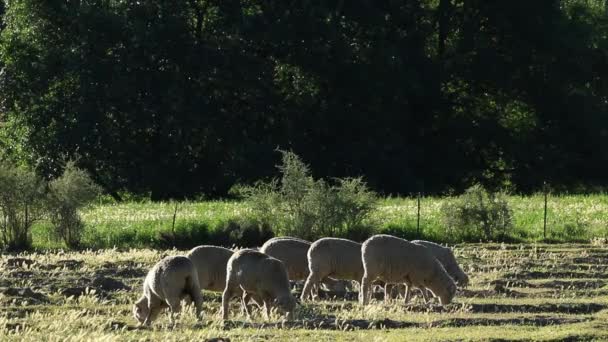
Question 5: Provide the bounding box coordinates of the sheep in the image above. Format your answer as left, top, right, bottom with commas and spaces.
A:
221, 248, 296, 320
259, 237, 311, 281
186, 245, 263, 314
259, 237, 348, 294
301, 237, 364, 301
133, 256, 203, 326
186, 245, 233, 292
411, 240, 469, 287
383, 240, 469, 302
360, 234, 457, 306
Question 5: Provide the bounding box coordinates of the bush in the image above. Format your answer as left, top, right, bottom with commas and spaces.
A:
231, 150, 378, 241
0, 162, 45, 250
46, 161, 101, 248
441, 184, 513, 242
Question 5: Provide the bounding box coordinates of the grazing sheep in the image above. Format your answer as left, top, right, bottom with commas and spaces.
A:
186, 245, 233, 292
360, 234, 457, 306
259, 237, 312, 281
133, 256, 203, 326
412, 240, 469, 287
221, 249, 296, 320
301, 237, 364, 301
259, 237, 348, 293
383, 240, 469, 302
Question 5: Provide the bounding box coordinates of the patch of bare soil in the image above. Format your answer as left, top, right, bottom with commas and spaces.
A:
60, 286, 97, 298
491, 278, 607, 289
503, 271, 608, 280
540, 279, 607, 289
222, 317, 419, 331
571, 257, 608, 264
3, 258, 36, 269
57, 259, 84, 269
0, 287, 49, 304
3, 322, 27, 333
543, 335, 597, 342
460, 284, 527, 298
91, 276, 130, 292
490, 279, 540, 288
0, 308, 35, 319
466, 303, 605, 314
222, 315, 591, 331
95, 267, 146, 279
428, 316, 592, 328
7, 270, 34, 278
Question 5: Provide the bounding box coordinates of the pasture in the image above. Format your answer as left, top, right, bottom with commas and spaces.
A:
28, 195, 608, 249
2, 243, 608, 341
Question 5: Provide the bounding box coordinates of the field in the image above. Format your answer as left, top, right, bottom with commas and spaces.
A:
2, 243, 608, 341
29, 194, 608, 249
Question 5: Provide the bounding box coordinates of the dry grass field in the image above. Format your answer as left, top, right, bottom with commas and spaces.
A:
2, 243, 608, 341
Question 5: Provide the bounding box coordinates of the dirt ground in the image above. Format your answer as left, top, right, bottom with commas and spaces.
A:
2, 243, 608, 341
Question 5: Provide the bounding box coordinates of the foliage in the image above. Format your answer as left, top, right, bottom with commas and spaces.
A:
0, 1, 607, 199
46, 160, 101, 248
0, 161, 45, 250
441, 184, 513, 242
231, 151, 377, 241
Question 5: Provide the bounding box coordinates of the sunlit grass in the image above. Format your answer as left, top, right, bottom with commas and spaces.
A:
27, 194, 608, 249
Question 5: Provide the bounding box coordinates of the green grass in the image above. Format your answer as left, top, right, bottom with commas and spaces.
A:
28, 194, 608, 249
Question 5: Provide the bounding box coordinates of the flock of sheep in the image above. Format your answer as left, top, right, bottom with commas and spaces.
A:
132, 234, 469, 326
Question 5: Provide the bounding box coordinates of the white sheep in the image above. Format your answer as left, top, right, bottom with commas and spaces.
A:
383, 240, 469, 302
259, 237, 311, 281
186, 245, 233, 292
300, 237, 364, 301
133, 256, 203, 326
221, 249, 296, 320
187, 245, 263, 314
260, 237, 348, 293
411, 240, 469, 286
360, 234, 457, 306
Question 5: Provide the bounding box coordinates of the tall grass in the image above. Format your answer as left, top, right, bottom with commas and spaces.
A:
29, 194, 608, 249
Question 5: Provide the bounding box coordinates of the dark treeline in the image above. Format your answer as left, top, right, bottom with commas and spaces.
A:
0, 0, 608, 200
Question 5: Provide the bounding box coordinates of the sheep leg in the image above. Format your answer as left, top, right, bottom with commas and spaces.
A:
263, 300, 271, 320
311, 283, 319, 300
242, 292, 254, 319
421, 288, 431, 304
188, 286, 204, 322
360, 274, 372, 305
166, 297, 181, 326
403, 284, 411, 304
143, 296, 162, 326
384, 283, 392, 304
301, 272, 321, 302
221, 285, 237, 320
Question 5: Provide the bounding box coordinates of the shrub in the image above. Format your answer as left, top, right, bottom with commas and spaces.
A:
231, 150, 378, 240
46, 161, 101, 248
441, 184, 513, 242
0, 162, 45, 250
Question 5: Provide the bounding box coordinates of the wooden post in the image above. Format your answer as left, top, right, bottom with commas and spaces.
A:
172, 201, 179, 238
417, 192, 421, 236
543, 182, 548, 240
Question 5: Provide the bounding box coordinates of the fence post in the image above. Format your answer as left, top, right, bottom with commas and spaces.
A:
417, 192, 421, 236
543, 182, 548, 240
172, 201, 179, 238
